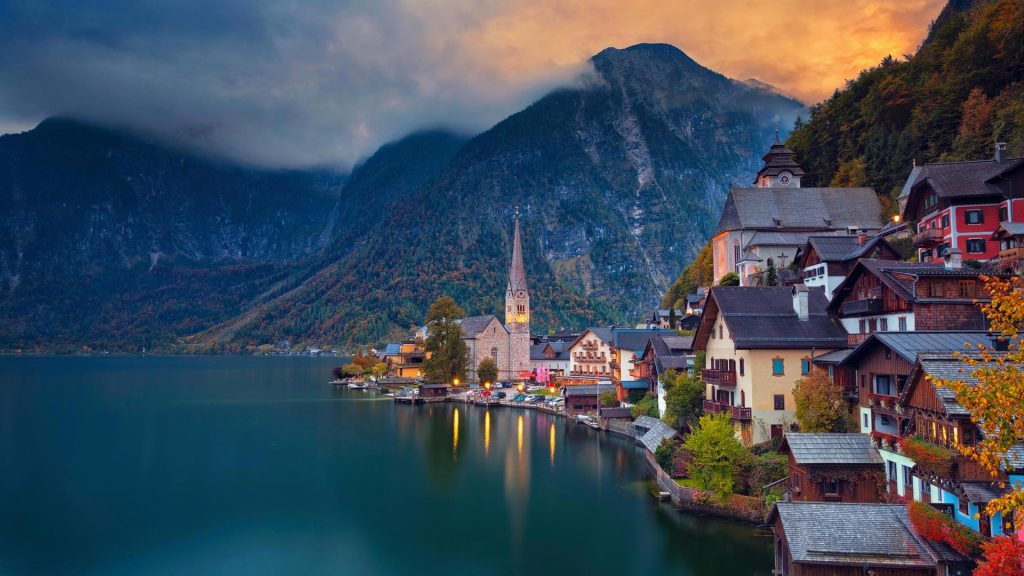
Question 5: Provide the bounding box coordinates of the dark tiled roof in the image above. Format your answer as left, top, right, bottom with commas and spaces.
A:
634, 417, 678, 453
564, 383, 617, 397
530, 341, 570, 361
613, 328, 675, 353
907, 352, 1010, 417
829, 260, 998, 312
960, 482, 1009, 504
783, 433, 883, 466
901, 158, 1023, 201
841, 332, 993, 366
662, 335, 694, 351
772, 503, 936, 568
599, 406, 634, 419
994, 222, 1024, 237
459, 315, 502, 336
703, 286, 848, 349
807, 235, 864, 261
811, 348, 853, 364
1004, 445, 1024, 470
716, 187, 882, 235
583, 327, 614, 345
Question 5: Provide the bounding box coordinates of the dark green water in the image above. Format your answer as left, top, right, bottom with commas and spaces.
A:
0, 356, 771, 575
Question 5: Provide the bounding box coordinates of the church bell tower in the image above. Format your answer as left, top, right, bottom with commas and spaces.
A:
505, 212, 531, 379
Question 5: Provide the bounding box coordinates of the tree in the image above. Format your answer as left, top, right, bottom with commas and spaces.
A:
933, 275, 1024, 523
663, 242, 713, 308
682, 412, 747, 497
718, 272, 740, 286
631, 394, 659, 418
654, 437, 677, 472
668, 307, 678, 329
477, 356, 498, 386
371, 362, 389, 379
422, 296, 469, 383
765, 264, 778, 287
792, 369, 848, 432
661, 369, 705, 431
975, 536, 1024, 576
599, 391, 618, 407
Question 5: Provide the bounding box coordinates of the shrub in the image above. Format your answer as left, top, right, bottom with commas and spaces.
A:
654, 437, 677, 472
975, 536, 1024, 576
682, 413, 747, 498
631, 395, 659, 418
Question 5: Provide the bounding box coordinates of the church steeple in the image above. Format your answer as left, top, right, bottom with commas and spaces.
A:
754, 132, 805, 188
505, 211, 530, 329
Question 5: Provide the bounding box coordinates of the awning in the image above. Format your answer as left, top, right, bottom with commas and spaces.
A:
620, 380, 648, 390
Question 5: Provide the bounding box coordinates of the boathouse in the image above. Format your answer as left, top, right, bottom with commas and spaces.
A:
779, 433, 884, 503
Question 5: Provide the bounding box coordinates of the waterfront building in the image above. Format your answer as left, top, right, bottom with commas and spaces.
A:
899, 143, 1024, 263
633, 334, 694, 415
529, 340, 571, 381
779, 433, 884, 504
770, 502, 972, 576
694, 285, 847, 445
711, 137, 883, 286
566, 328, 615, 381
609, 328, 676, 402
797, 233, 901, 299
826, 256, 1002, 346
383, 340, 427, 378
563, 383, 616, 416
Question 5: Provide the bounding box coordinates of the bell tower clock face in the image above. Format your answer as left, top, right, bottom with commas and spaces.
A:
515, 312, 528, 323
779, 173, 791, 185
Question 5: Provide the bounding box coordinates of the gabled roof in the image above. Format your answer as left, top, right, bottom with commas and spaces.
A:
839, 331, 993, 367
612, 328, 676, 354
569, 327, 615, 350
902, 352, 1009, 417
634, 416, 678, 453
754, 139, 806, 183
563, 383, 617, 397
781, 433, 883, 466
599, 406, 634, 419
530, 341, 570, 361
770, 503, 937, 568
827, 260, 999, 313
900, 157, 1023, 201
458, 315, 504, 337
384, 343, 401, 356
801, 234, 899, 267
992, 222, 1024, 239
695, 286, 847, 350
811, 348, 853, 365
715, 187, 882, 235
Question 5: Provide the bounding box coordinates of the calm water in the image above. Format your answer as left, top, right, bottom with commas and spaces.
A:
0, 356, 771, 575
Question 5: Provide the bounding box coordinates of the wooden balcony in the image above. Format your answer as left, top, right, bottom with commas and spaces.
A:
702, 369, 737, 387
913, 227, 944, 248
703, 399, 752, 422
841, 298, 883, 316
580, 341, 599, 350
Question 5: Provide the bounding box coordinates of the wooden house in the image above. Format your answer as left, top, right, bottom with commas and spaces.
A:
770, 502, 971, 576
563, 383, 616, 417
827, 258, 1004, 346
779, 433, 884, 503
798, 233, 901, 299
419, 383, 450, 400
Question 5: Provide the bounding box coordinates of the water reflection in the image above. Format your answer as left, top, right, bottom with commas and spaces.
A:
484, 410, 491, 456
549, 422, 555, 466
517, 414, 523, 457
452, 408, 460, 457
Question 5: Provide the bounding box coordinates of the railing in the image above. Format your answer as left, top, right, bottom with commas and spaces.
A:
702, 369, 737, 387
703, 399, 752, 421
912, 227, 944, 247
580, 342, 598, 350
866, 393, 899, 411
841, 298, 883, 315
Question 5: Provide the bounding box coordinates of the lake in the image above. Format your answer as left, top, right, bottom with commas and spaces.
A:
0, 356, 771, 575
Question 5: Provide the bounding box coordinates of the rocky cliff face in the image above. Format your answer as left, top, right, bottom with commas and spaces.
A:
0, 44, 805, 351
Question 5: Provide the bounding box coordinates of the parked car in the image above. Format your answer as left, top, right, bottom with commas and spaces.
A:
494, 392, 506, 399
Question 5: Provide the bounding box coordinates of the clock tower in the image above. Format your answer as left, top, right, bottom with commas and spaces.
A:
505, 212, 531, 380
754, 130, 805, 189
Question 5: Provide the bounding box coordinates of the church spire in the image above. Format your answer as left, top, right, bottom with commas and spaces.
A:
508, 211, 527, 293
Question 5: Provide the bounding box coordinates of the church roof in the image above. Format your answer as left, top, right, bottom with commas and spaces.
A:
507, 216, 528, 293
755, 138, 806, 183
715, 187, 882, 235
458, 315, 504, 337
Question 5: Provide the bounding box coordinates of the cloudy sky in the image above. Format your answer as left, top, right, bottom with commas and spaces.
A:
0, 0, 944, 168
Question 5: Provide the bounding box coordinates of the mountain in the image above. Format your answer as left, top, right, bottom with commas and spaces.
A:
0, 118, 346, 352
786, 0, 1023, 210
0, 43, 805, 352
188, 43, 805, 351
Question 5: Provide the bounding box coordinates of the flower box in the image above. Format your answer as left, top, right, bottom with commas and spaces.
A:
900, 436, 957, 477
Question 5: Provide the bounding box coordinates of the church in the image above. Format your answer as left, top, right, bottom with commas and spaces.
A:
458, 216, 532, 383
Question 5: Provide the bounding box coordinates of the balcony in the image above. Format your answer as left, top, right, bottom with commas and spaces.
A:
913, 227, 944, 248
841, 298, 883, 316
580, 341, 598, 350
703, 399, 752, 422
702, 369, 737, 387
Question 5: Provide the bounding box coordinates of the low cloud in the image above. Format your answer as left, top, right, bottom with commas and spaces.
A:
0, 0, 943, 168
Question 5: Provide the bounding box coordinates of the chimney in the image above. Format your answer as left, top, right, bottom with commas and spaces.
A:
989, 333, 1010, 352
995, 142, 1008, 164
858, 233, 868, 245
945, 247, 963, 271
792, 284, 809, 321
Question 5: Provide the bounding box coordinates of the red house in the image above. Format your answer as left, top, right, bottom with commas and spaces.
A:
900, 143, 1024, 263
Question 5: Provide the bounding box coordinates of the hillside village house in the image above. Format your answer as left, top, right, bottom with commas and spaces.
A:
797, 233, 901, 299
383, 340, 427, 378
566, 328, 614, 382
634, 334, 694, 415
779, 433, 884, 504
529, 340, 571, 381
826, 256, 1000, 345
694, 285, 847, 445
610, 328, 675, 402
900, 143, 1024, 263
991, 221, 1024, 274
770, 502, 973, 576
711, 137, 883, 286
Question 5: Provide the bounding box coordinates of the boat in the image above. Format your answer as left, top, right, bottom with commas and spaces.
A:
347, 382, 369, 390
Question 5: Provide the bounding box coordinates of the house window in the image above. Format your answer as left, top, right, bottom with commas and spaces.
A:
903, 465, 913, 488
868, 318, 877, 333
959, 498, 970, 516
965, 210, 984, 225
800, 358, 810, 375
889, 461, 897, 482
941, 214, 950, 228
491, 347, 498, 360
823, 479, 839, 495
880, 318, 888, 331
966, 239, 986, 254
739, 358, 744, 376
876, 375, 891, 396
772, 358, 784, 376
898, 317, 907, 331
960, 280, 976, 298
952, 426, 959, 446
859, 319, 866, 333
1000, 206, 1009, 222
774, 394, 785, 410
718, 325, 723, 339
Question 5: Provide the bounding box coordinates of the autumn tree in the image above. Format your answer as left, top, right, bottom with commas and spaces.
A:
975, 536, 1024, 576
422, 296, 469, 384
682, 412, 747, 497
718, 272, 740, 287
477, 356, 498, 386
932, 276, 1024, 540
792, 369, 849, 432
599, 391, 618, 407
663, 242, 713, 308
661, 369, 705, 431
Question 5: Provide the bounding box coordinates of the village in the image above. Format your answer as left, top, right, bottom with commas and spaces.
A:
336, 138, 1024, 576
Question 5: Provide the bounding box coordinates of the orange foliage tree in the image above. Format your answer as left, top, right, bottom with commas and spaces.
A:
930, 276, 1024, 528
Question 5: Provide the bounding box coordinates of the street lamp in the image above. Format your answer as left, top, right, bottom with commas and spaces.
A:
453, 377, 460, 387
484, 381, 491, 390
